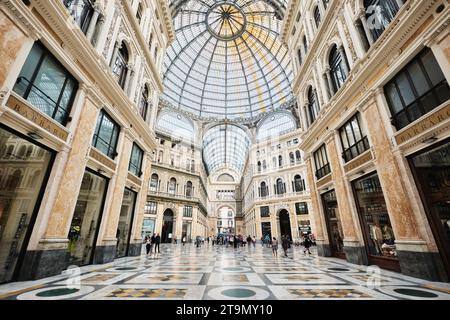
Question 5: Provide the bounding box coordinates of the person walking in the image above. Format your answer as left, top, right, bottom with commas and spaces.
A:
252, 236, 256, 248
182, 235, 186, 246
282, 235, 290, 258
303, 234, 312, 255
150, 233, 156, 255
173, 235, 177, 244
154, 233, 161, 254
144, 236, 151, 256
272, 237, 279, 257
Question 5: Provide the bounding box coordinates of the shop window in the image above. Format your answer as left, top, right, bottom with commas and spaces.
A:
314, 144, 331, 179
183, 205, 193, 217
13, 42, 78, 125
92, 110, 120, 159
116, 188, 137, 258
295, 202, 309, 215
339, 113, 370, 162
384, 48, 450, 130
128, 143, 144, 177
144, 201, 157, 215
260, 206, 270, 218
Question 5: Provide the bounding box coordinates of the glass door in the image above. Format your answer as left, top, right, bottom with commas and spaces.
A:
116, 188, 137, 258
321, 190, 346, 258
409, 140, 450, 280
0, 126, 54, 283
68, 169, 108, 266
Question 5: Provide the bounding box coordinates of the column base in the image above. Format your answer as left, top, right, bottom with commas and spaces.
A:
397, 250, 449, 282
344, 245, 368, 265
128, 242, 143, 257
93, 245, 116, 264
316, 243, 331, 257
17, 249, 69, 281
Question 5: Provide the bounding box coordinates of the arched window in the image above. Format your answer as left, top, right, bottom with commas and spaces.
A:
150, 174, 159, 192
308, 86, 320, 124
293, 174, 305, 192
139, 85, 149, 120
257, 161, 262, 173
26, 146, 33, 158
278, 155, 283, 167
168, 177, 177, 195
275, 178, 286, 195
329, 45, 348, 92
157, 111, 195, 142
297, 49, 302, 66
63, 0, 95, 34
323, 0, 329, 10
295, 150, 302, 163
256, 111, 297, 142
112, 42, 129, 89
18, 146, 26, 159
314, 6, 321, 28
273, 157, 277, 168
289, 152, 295, 165
260, 181, 268, 197
364, 0, 401, 42
185, 181, 193, 197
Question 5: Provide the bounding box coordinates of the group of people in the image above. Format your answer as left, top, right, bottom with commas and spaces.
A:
269, 234, 314, 258
212, 234, 257, 248
144, 233, 161, 256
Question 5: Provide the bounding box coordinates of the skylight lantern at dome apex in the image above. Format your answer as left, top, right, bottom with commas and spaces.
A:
162, 0, 294, 123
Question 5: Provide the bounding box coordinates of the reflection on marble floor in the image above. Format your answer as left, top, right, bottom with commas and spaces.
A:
1, 244, 450, 300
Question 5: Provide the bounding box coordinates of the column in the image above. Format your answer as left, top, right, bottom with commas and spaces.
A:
361, 90, 438, 280
95, 129, 134, 262
109, 42, 120, 67
85, 7, 101, 42
325, 67, 335, 96
175, 205, 183, 241
338, 46, 350, 75
325, 132, 366, 264
321, 72, 331, 101
359, 11, 375, 46
289, 203, 299, 239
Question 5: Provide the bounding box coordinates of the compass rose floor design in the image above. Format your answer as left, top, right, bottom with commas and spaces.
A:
0, 244, 449, 300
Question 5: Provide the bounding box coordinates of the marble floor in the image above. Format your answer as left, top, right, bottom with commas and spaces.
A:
0, 244, 449, 300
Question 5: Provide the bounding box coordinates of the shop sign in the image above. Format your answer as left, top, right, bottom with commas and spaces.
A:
316, 174, 332, 188
395, 103, 450, 145
89, 147, 117, 171
344, 150, 373, 173
6, 95, 69, 141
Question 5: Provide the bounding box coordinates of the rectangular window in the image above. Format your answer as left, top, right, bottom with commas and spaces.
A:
260, 206, 270, 218
129, 143, 144, 177
183, 206, 193, 218
314, 144, 331, 179
295, 202, 309, 215
339, 113, 370, 162
92, 110, 120, 159
13, 42, 78, 125
144, 201, 157, 215
384, 48, 450, 130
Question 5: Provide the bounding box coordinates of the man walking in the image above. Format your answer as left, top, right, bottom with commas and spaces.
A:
154, 233, 161, 254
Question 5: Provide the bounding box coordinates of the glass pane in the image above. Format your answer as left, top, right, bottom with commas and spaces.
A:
408, 61, 430, 97
421, 49, 445, 86
353, 173, 397, 259
68, 170, 107, 266
13, 43, 44, 97
397, 73, 416, 106
116, 188, 137, 258
0, 127, 53, 283
385, 82, 404, 114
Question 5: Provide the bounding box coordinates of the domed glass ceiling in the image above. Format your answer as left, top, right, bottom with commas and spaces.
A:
162, 0, 294, 122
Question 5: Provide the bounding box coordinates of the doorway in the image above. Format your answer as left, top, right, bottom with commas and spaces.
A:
161, 209, 174, 243
321, 190, 346, 259
409, 140, 450, 281
279, 209, 292, 240
115, 188, 137, 258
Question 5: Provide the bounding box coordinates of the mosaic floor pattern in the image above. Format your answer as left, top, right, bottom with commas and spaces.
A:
1, 244, 449, 300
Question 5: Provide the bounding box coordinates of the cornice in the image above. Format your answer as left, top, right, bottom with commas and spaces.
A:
156, 0, 175, 44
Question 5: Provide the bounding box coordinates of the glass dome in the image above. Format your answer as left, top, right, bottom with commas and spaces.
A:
163, 0, 294, 122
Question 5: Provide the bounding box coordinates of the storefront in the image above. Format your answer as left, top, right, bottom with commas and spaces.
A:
409, 140, 450, 280
182, 220, 192, 242
68, 169, 108, 266
116, 188, 137, 258
141, 218, 155, 238
352, 172, 400, 271
0, 125, 55, 283
321, 190, 345, 258
261, 222, 271, 241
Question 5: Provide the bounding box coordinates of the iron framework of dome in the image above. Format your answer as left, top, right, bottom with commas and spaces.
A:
162, 0, 294, 122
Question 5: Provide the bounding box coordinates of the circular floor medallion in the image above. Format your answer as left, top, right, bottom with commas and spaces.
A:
207, 286, 270, 300
105, 266, 146, 272
17, 285, 95, 300
215, 266, 252, 273
377, 286, 450, 300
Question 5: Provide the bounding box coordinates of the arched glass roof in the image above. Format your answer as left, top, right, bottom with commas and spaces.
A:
203, 124, 251, 175
257, 110, 297, 141
162, 0, 294, 122
156, 110, 196, 141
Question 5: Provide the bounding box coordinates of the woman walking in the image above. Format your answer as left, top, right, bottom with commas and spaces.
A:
272, 237, 279, 257
303, 234, 312, 255
281, 235, 290, 258
145, 236, 151, 256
